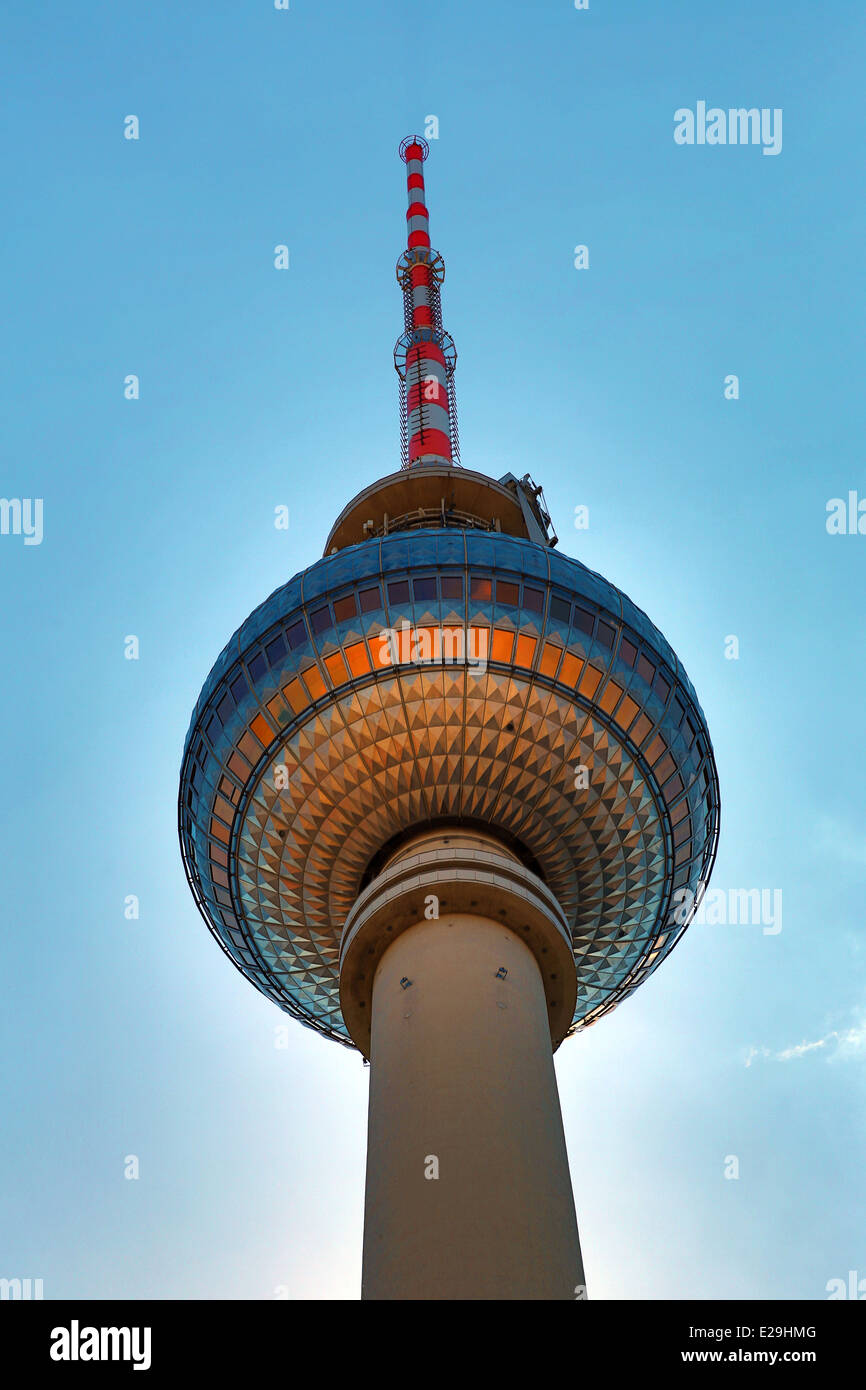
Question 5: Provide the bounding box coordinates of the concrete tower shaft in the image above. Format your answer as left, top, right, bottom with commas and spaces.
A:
341, 828, 584, 1300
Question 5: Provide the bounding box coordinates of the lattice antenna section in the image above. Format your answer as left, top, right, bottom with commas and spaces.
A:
398, 377, 409, 467
393, 136, 461, 469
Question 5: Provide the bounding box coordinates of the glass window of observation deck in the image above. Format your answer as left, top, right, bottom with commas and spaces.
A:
334, 594, 358, 623
359, 585, 382, 613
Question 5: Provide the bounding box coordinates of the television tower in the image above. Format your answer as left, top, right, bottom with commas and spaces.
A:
179, 136, 720, 1300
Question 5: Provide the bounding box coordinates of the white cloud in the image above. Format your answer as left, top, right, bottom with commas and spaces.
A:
776, 1036, 833, 1061
745, 1016, 866, 1066
834, 1019, 866, 1060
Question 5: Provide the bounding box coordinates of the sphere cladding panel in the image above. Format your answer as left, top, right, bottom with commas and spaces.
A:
179, 531, 720, 1047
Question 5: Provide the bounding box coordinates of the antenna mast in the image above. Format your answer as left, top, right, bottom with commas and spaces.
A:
395, 136, 460, 468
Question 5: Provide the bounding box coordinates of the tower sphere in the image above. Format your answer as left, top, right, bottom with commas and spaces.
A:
179, 478, 719, 1048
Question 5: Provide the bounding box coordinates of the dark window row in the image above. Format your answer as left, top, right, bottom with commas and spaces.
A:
268, 573, 554, 649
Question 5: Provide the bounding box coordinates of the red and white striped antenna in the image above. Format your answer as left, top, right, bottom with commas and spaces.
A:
394, 136, 460, 468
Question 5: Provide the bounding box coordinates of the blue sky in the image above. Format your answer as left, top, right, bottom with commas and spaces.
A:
1, 0, 864, 1299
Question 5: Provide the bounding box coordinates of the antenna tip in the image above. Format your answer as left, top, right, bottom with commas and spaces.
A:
399, 135, 429, 163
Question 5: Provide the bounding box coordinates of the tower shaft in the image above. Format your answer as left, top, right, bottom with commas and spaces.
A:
340, 829, 585, 1300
